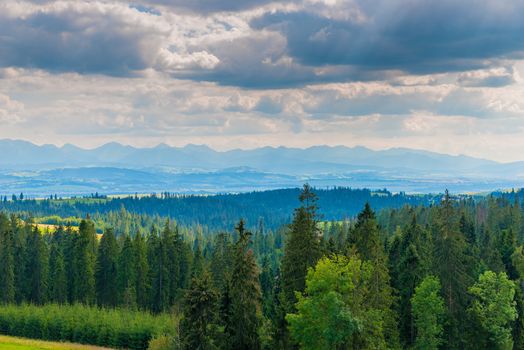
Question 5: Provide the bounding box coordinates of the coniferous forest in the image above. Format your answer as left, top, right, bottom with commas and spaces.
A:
3, 0, 523, 348
1, 185, 524, 349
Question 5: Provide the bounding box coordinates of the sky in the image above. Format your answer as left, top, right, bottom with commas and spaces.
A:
1, 1, 524, 162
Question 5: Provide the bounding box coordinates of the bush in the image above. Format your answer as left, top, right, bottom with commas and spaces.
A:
147, 335, 177, 350
0, 304, 175, 350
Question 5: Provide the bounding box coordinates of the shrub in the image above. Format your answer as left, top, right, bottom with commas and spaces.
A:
148, 335, 177, 350
0, 304, 175, 350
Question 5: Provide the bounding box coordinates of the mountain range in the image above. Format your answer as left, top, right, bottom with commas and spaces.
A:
1, 139, 523, 196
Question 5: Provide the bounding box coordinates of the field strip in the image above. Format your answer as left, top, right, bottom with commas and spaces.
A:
0, 335, 114, 350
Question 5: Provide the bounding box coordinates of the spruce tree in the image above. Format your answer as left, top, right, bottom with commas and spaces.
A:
73, 219, 97, 304
25, 225, 49, 304
281, 184, 321, 306
48, 240, 67, 303
13, 219, 28, 303
95, 228, 119, 307
259, 256, 275, 319
181, 271, 219, 350
227, 220, 262, 350
434, 190, 473, 349
63, 224, 76, 303
395, 215, 432, 346
0, 214, 15, 303
191, 241, 204, 277
134, 232, 150, 310
148, 228, 169, 312
210, 233, 233, 290
163, 221, 179, 305
117, 235, 137, 308
350, 203, 400, 348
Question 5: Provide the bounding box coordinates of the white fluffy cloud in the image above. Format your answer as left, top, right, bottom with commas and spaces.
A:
0, 93, 25, 124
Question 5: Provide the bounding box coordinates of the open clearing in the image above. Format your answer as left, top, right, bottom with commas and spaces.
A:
0, 336, 112, 350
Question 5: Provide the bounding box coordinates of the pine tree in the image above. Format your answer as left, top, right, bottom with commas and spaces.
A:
210, 233, 233, 291
191, 241, 204, 277
63, 224, 76, 303
13, 219, 28, 303
499, 228, 518, 279
434, 190, 473, 349
25, 225, 48, 304
281, 184, 322, 306
48, 239, 67, 304
0, 213, 15, 303
179, 242, 193, 293
394, 215, 432, 346
117, 235, 137, 308
349, 202, 382, 261
219, 278, 233, 347
481, 227, 505, 272
278, 184, 322, 348
227, 220, 262, 350
148, 228, 169, 313
73, 219, 97, 304
95, 228, 119, 307
350, 203, 400, 349
459, 211, 482, 279
161, 221, 189, 305
259, 256, 275, 319
134, 232, 150, 310
181, 271, 219, 350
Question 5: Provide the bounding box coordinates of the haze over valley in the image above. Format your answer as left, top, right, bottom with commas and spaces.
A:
2, 139, 524, 196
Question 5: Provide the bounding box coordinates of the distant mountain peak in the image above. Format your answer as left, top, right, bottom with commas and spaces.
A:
154, 142, 171, 149
183, 144, 214, 151
0, 138, 511, 177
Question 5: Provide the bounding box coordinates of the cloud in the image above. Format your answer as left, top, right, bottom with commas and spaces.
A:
4, 0, 524, 88
246, 0, 524, 85
2, 1, 524, 163
457, 66, 517, 87
0, 1, 218, 75
0, 94, 25, 124
155, 48, 220, 71
137, 0, 285, 13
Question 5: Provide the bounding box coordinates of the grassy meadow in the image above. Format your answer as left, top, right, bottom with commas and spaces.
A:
0, 335, 112, 350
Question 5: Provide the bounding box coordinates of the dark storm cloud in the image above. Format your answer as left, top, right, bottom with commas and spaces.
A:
0, 3, 167, 75
248, 0, 524, 77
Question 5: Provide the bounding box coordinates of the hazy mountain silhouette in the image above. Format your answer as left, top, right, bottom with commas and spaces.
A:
1, 139, 523, 195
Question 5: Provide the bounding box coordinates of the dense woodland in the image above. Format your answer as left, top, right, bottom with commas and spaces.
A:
0, 187, 436, 230
1, 185, 524, 349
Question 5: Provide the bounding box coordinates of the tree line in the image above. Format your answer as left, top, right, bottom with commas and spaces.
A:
0, 187, 435, 230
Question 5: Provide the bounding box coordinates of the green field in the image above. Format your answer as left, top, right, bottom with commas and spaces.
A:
0, 336, 112, 350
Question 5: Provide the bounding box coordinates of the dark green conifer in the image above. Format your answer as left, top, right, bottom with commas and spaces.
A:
133, 232, 150, 310
181, 271, 219, 350
95, 228, 119, 307
117, 235, 137, 308
73, 219, 97, 304
0, 213, 15, 303
227, 220, 262, 350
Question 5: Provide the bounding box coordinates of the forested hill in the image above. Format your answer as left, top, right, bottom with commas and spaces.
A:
0, 187, 437, 230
